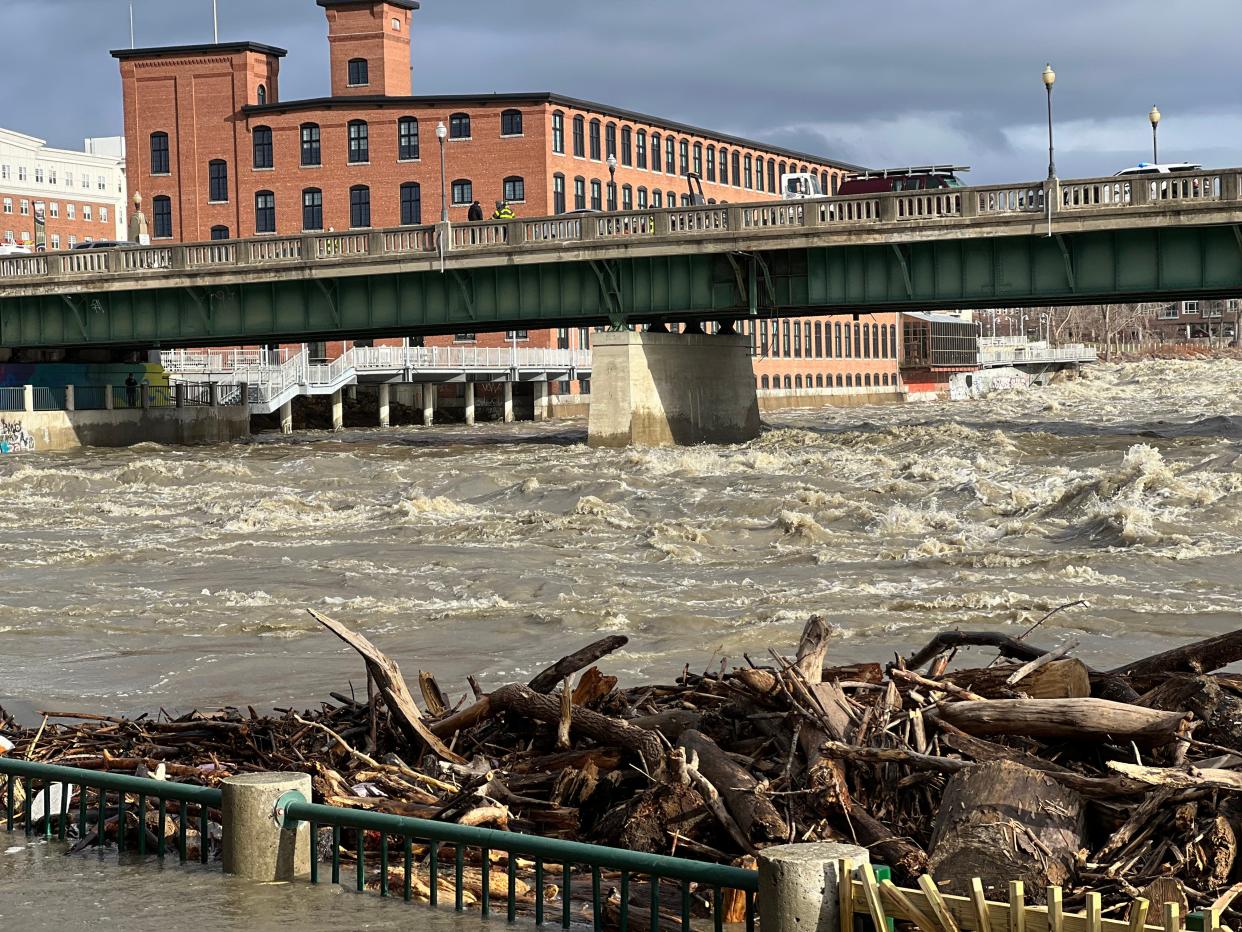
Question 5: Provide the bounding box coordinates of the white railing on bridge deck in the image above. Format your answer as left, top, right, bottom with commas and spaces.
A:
977, 341, 1098, 367
5, 168, 1240, 284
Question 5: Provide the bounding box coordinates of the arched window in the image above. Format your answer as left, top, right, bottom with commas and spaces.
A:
349, 185, 371, 227
882, 373, 890, 386
400, 182, 422, 225
834, 322, 843, 357
756, 375, 766, 390
890, 324, 898, 359
449, 112, 471, 139
744, 154, 753, 188
302, 188, 323, 231
784, 375, 792, 389
863, 324, 871, 359
552, 111, 564, 153
637, 186, 648, 209
814, 322, 823, 358
872, 324, 881, 359
768, 159, 777, 193
844, 322, 852, 357
590, 179, 602, 211
731, 151, 741, 186
846, 374, 853, 388
832, 174, 840, 195
150, 131, 170, 174
800, 164, 809, 175
605, 122, 617, 159
693, 142, 703, 176
651, 133, 662, 172
152, 195, 172, 238
552, 174, 566, 214
666, 137, 676, 174
347, 58, 369, 86
864, 374, 872, 387
794, 322, 802, 357
822, 171, 830, 195
755, 154, 765, 192
252, 126, 273, 169
779, 161, 788, 182
572, 115, 585, 157
450, 179, 472, 205
501, 109, 523, 136
652, 189, 662, 208
257, 84, 267, 105
503, 176, 525, 203
835, 374, 843, 387
804, 322, 812, 357
707, 146, 716, 182
398, 117, 419, 160
254, 190, 276, 233
574, 177, 586, 210
622, 184, 633, 211
621, 127, 632, 166
300, 123, 321, 166
855, 322, 862, 357
589, 120, 601, 159
636, 130, 647, 169
208, 159, 228, 203
210, 225, 230, 241
347, 120, 368, 163
816, 374, 823, 387
795, 374, 803, 389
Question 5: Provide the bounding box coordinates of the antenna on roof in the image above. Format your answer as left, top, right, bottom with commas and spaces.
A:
129, 0, 135, 48
212, 0, 219, 43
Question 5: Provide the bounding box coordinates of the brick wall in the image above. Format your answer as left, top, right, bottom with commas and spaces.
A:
0, 189, 120, 248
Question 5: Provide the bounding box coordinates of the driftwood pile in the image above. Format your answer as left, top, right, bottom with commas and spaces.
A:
7, 608, 1242, 926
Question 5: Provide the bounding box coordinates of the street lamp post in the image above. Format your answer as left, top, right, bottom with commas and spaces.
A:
1042, 64, 1056, 180
1149, 105, 1161, 164
607, 154, 618, 211
436, 121, 448, 222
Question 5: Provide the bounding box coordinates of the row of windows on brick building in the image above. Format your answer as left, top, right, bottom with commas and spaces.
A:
2, 197, 109, 222
750, 320, 900, 361
0, 164, 113, 190
760, 372, 897, 390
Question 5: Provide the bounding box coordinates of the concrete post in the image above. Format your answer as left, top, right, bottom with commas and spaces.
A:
174, 383, 185, 408
533, 381, 549, 422
239, 381, 249, 414
208, 382, 219, 408
422, 383, 435, 426
503, 381, 514, 423
104, 385, 114, 410
727, 206, 745, 231
507, 220, 526, 246
22, 385, 33, 413
1223, 172, 1241, 202
64, 385, 75, 412
279, 400, 293, 435
378, 383, 391, 428
347, 384, 357, 402
331, 389, 344, 431
140, 384, 150, 410
221, 772, 313, 883
758, 842, 870, 932
463, 382, 475, 426
879, 194, 899, 222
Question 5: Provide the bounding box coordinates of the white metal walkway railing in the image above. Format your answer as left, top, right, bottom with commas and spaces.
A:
161, 345, 592, 415
977, 341, 1098, 368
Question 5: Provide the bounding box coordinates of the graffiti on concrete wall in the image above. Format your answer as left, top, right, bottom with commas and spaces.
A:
0, 419, 34, 453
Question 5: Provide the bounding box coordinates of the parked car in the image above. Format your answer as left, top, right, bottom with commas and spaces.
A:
71, 240, 128, 250
836, 165, 970, 196
1114, 161, 1202, 177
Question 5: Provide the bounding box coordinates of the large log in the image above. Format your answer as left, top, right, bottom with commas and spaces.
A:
903, 631, 1050, 671
1113, 627, 1242, 679
934, 698, 1190, 744
928, 759, 1085, 900
528, 636, 629, 694
1137, 674, 1242, 749
677, 729, 786, 844
951, 660, 1091, 700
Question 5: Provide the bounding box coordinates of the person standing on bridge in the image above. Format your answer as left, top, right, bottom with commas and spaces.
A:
124, 373, 138, 408
492, 200, 515, 221
467, 200, 484, 222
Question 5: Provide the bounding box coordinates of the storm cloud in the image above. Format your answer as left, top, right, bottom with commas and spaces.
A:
6, 0, 1239, 183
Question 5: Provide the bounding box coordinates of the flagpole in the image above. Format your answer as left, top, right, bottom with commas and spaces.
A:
129, 0, 135, 48
212, 0, 219, 42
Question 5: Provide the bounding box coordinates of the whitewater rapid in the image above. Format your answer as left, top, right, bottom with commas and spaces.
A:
1, 358, 1239, 715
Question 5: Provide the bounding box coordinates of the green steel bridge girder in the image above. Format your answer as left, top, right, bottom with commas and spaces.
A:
5, 224, 1242, 350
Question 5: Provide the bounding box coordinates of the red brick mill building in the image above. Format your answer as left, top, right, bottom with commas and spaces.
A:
112, 0, 913, 408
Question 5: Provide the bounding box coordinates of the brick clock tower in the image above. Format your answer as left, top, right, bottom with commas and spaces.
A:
318, 0, 419, 98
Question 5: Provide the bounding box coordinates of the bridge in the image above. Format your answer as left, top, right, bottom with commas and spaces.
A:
1, 169, 1241, 353
976, 336, 1098, 369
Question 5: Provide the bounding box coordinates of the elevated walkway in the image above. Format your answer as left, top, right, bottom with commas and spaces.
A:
977, 337, 1098, 369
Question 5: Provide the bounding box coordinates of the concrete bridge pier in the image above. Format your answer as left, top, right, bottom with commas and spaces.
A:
464, 383, 476, 426
279, 400, 293, 435
587, 331, 761, 448
503, 382, 514, 423
533, 382, 548, 422
378, 384, 391, 428
330, 389, 344, 431
421, 384, 435, 426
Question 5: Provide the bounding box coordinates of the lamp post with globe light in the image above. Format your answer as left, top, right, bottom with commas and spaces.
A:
436, 121, 448, 222
1149, 105, 1161, 164
607, 154, 618, 211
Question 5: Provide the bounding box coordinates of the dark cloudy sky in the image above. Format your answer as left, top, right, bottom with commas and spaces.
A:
7, 0, 1238, 183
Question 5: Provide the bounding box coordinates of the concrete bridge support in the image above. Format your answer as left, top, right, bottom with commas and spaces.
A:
587, 331, 761, 448
503, 382, 514, 423
378, 383, 391, 428
330, 389, 344, 431
464, 383, 475, 426
533, 381, 549, 422
279, 400, 293, 435
421, 384, 435, 426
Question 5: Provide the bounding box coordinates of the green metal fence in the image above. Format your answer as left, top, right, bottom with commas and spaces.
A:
1, 756, 759, 929
0, 756, 220, 863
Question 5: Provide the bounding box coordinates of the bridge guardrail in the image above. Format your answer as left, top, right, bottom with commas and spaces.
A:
3, 168, 1235, 286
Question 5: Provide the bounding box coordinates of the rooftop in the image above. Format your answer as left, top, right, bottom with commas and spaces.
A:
111, 41, 288, 60
316, 0, 420, 8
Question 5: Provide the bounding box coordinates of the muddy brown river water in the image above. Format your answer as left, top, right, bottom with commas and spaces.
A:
1, 358, 1240, 929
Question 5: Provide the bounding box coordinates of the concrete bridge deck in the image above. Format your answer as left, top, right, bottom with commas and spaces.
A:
1, 169, 1240, 350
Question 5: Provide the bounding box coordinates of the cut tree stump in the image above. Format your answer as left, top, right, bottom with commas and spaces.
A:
952, 660, 1092, 700
928, 759, 1085, 901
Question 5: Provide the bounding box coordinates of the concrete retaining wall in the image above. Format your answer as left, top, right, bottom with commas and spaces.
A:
1, 406, 250, 453
757, 388, 905, 411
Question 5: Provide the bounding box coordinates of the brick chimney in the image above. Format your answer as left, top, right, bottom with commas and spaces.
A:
318, 0, 417, 97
